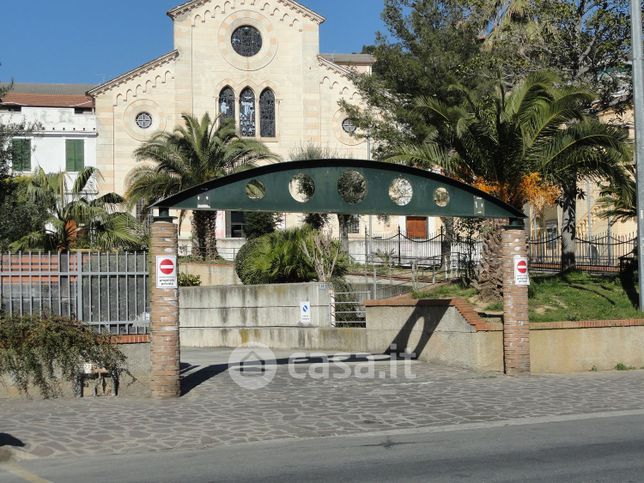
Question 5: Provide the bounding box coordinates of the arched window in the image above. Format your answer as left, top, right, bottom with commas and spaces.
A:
219, 86, 235, 124
260, 88, 276, 138
239, 87, 256, 137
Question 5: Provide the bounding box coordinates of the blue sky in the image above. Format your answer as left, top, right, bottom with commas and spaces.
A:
0, 0, 386, 85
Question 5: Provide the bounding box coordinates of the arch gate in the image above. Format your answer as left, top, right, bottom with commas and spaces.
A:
149, 160, 529, 398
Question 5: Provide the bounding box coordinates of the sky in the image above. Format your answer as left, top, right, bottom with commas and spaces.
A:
0, 0, 386, 85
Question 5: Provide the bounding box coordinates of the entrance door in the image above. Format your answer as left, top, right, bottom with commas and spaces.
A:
406, 216, 427, 239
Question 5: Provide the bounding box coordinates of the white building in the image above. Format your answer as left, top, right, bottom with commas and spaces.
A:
0, 83, 97, 176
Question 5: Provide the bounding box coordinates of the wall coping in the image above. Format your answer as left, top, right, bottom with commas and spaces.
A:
110, 335, 150, 345
530, 319, 644, 330
366, 295, 644, 332
365, 295, 502, 332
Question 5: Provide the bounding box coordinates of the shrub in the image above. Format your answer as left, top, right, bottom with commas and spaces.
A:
0, 315, 127, 398
235, 227, 349, 285
178, 272, 202, 287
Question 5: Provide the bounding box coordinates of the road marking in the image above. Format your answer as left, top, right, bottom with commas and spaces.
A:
0, 463, 51, 483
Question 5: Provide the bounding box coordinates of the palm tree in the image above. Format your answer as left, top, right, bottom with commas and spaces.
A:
390, 73, 630, 297
11, 167, 143, 251
126, 113, 278, 260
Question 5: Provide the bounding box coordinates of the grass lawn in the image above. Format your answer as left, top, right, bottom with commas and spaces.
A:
414, 271, 642, 322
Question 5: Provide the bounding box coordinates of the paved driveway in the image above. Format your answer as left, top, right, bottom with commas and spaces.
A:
1, 347, 644, 460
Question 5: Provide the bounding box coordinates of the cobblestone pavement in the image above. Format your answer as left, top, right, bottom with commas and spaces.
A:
1, 348, 644, 460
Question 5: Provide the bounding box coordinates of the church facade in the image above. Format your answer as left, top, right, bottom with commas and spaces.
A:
87, 0, 403, 245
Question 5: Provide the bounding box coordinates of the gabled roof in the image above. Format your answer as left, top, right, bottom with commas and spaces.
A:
0, 84, 94, 108
87, 50, 179, 97
167, 0, 325, 24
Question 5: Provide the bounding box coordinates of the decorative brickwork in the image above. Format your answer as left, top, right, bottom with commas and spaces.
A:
110, 335, 150, 344
150, 220, 181, 399
502, 228, 530, 375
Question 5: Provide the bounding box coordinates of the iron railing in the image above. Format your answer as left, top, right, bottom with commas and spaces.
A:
0, 252, 149, 334
528, 231, 637, 271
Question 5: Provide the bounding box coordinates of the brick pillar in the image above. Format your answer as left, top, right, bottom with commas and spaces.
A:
150, 217, 181, 398
502, 222, 531, 375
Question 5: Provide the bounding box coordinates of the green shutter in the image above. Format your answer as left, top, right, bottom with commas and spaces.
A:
66, 139, 84, 172
11, 139, 31, 172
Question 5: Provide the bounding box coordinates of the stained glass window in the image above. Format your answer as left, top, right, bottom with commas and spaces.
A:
219, 87, 235, 124
260, 88, 276, 138
135, 112, 152, 129
231, 26, 262, 57
239, 88, 256, 137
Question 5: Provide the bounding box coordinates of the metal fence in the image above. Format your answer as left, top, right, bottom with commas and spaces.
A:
528, 231, 637, 271
0, 252, 150, 334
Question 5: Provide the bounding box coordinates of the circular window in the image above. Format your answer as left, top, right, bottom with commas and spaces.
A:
342, 118, 357, 134
231, 25, 263, 57
389, 178, 413, 206
434, 187, 450, 207
245, 180, 266, 200
135, 112, 152, 129
338, 171, 367, 205
289, 174, 315, 203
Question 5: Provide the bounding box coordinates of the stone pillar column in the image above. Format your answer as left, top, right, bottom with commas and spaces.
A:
502, 220, 531, 375
150, 215, 181, 398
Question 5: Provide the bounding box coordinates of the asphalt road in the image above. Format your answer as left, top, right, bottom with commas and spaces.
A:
2, 411, 644, 483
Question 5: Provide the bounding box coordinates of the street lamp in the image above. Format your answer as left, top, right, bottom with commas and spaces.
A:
632, 0, 644, 310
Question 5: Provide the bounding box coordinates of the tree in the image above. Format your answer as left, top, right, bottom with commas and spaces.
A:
11, 167, 144, 252
390, 73, 630, 296
483, 0, 633, 110
126, 114, 278, 260
341, 0, 496, 155
243, 211, 281, 240
0, 177, 50, 252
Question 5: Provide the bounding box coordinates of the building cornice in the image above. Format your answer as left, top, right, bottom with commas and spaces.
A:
167, 0, 325, 24
317, 55, 352, 78
87, 50, 179, 97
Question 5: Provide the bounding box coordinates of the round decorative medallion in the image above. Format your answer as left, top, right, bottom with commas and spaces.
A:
342, 118, 357, 134
231, 25, 263, 57
135, 112, 153, 129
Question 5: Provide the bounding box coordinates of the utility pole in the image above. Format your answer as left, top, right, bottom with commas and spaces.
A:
631, 0, 644, 310
367, 132, 373, 263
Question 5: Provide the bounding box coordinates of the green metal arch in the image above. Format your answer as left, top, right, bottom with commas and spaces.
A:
153, 159, 526, 220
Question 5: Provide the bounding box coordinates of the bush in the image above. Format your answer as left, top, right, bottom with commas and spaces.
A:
235, 227, 349, 285
178, 272, 202, 287
0, 315, 127, 398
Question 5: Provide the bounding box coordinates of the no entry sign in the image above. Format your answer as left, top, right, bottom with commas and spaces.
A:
514, 256, 530, 286
156, 255, 178, 289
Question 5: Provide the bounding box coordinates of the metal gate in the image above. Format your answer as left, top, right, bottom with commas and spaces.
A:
0, 252, 149, 334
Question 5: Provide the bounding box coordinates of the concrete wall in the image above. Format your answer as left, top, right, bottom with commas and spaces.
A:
180, 282, 333, 346
530, 322, 644, 373
180, 262, 241, 286
0, 341, 150, 399
364, 301, 503, 372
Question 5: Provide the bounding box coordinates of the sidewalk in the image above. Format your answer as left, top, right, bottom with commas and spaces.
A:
1, 348, 644, 460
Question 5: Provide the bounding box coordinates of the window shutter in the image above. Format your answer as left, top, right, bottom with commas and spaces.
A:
11, 139, 31, 172
66, 139, 85, 172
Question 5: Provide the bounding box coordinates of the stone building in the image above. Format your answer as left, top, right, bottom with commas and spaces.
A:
86, 0, 417, 250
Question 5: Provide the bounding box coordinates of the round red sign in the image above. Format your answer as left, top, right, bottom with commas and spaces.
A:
517, 260, 528, 274
160, 259, 175, 275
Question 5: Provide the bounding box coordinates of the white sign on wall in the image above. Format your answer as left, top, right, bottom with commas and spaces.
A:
514, 255, 530, 286
156, 255, 178, 289
300, 301, 312, 324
